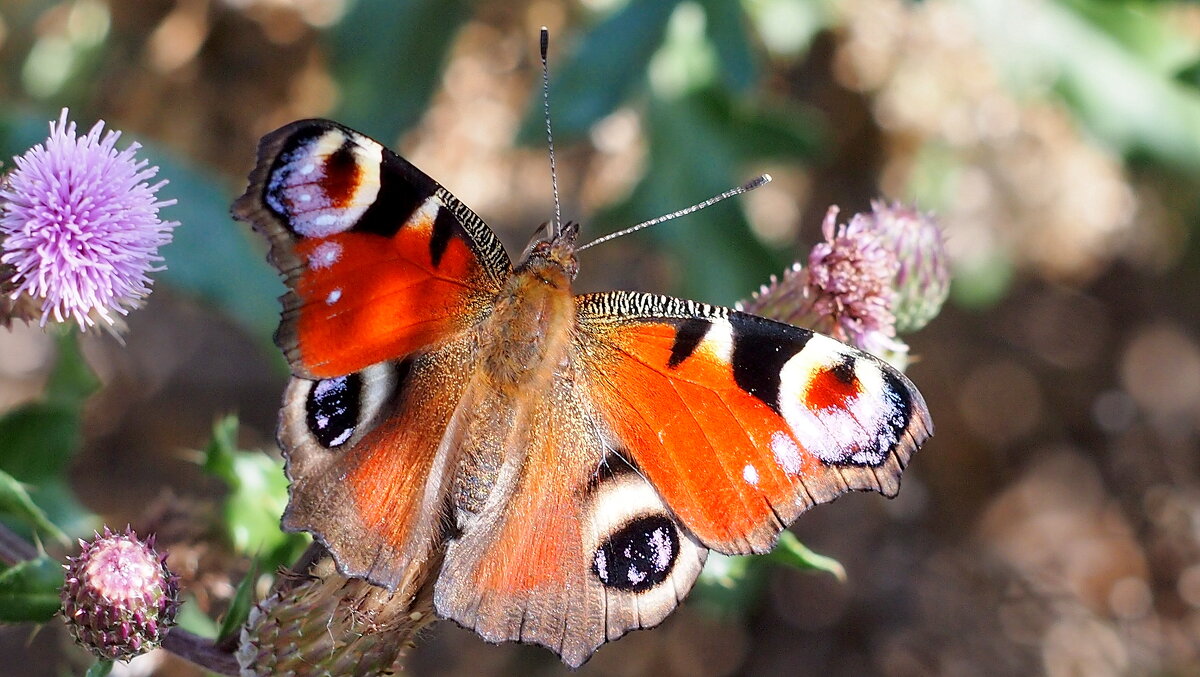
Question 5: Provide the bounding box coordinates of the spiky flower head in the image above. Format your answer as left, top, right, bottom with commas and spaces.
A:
803, 205, 903, 356
856, 200, 949, 332
60, 527, 180, 661
742, 201, 948, 368
0, 109, 177, 330
237, 556, 434, 675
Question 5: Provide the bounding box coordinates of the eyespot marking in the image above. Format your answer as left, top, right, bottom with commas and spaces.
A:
266, 128, 383, 238
592, 515, 679, 592
778, 336, 912, 467
306, 374, 361, 448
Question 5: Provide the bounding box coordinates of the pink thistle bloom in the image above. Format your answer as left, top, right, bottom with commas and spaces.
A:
742, 201, 948, 368
0, 109, 177, 330
803, 206, 905, 357
858, 200, 949, 333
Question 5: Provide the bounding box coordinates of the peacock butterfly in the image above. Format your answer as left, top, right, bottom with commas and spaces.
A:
232, 94, 931, 669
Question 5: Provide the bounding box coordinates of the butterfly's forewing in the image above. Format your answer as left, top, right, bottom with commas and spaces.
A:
232, 119, 511, 379
576, 292, 932, 555
234, 120, 514, 587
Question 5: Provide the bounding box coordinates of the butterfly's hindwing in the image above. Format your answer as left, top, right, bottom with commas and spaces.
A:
433, 364, 707, 669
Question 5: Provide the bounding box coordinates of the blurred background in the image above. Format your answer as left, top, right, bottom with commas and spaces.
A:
1, 0, 1199, 675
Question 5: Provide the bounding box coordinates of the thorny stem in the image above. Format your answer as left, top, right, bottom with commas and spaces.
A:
162, 629, 239, 676
0, 522, 239, 676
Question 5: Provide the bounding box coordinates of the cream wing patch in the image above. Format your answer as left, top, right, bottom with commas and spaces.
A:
776, 334, 907, 467
265, 128, 384, 238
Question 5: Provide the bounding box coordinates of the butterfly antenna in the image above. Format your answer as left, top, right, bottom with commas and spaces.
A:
540, 27, 563, 237
576, 173, 773, 252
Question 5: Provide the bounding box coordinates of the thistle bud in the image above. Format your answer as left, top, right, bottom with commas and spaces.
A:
60, 527, 180, 661
237, 556, 435, 676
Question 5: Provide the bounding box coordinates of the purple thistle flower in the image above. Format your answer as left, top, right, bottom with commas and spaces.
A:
857, 200, 949, 333
743, 201, 951, 367
803, 206, 905, 357
0, 109, 177, 330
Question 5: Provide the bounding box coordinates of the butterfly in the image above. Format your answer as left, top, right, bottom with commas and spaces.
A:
232, 118, 932, 667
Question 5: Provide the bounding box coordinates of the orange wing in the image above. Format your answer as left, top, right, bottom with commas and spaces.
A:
575, 292, 932, 556
277, 338, 475, 588
435, 368, 708, 668
233, 119, 511, 378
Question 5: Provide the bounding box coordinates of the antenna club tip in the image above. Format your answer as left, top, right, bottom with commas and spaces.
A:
540, 27, 549, 54
743, 173, 772, 191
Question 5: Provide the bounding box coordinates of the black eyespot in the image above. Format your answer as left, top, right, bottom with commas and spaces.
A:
305, 374, 361, 448
592, 515, 679, 592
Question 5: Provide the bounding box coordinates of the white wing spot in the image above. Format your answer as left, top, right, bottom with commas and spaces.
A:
650, 526, 673, 570
309, 242, 342, 269
743, 463, 759, 485
325, 288, 342, 305
771, 432, 803, 475
329, 428, 353, 447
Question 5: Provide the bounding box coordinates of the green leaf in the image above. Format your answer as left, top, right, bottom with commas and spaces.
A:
45, 333, 98, 406
85, 661, 114, 677
698, 0, 758, 92
176, 593, 218, 638
695, 533, 845, 616
0, 403, 80, 483
1056, 0, 1199, 73
0, 469, 69, 546
328, 0, 472, 141
766, 531, 846, 581
201, 416, 241, 485
0, 336, 94, 484
0, 555, 64, 623
691, 87, 825, 163
200, 418, 308, 564
520, 0, 682, 143
217, 559, 259, 644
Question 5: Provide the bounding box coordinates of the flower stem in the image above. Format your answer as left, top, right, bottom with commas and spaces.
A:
161, 628, 239, 676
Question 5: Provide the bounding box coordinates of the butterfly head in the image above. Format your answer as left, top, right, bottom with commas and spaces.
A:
518, 219, 580, 282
